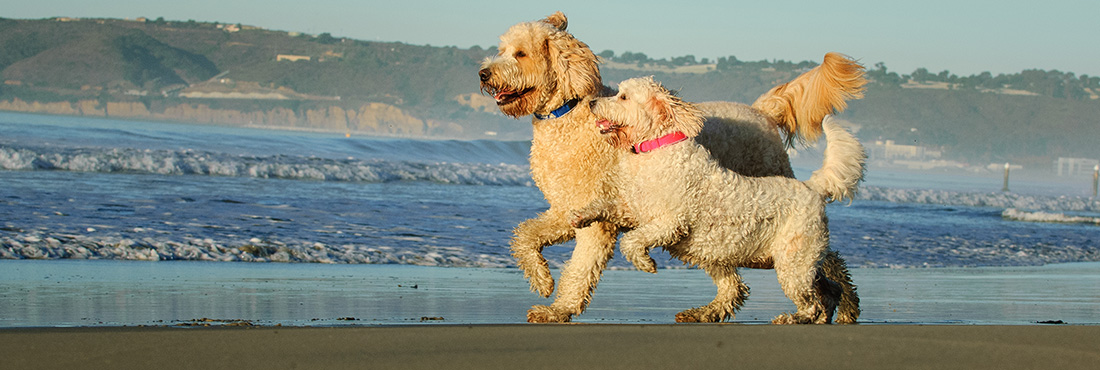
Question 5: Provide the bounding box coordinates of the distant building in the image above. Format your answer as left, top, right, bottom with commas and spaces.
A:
218, 24, 241, 32
276, 54, 311, 62
868, 140, 942, 161
1054, 157, 1099, 176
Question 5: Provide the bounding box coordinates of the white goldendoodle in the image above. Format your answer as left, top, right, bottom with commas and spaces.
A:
573, 77, 866, 323
478, 12, 865, 323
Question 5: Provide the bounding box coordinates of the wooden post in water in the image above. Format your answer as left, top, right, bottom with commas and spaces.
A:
1093, 164, 1098, 198
1002, 162, 1010, 192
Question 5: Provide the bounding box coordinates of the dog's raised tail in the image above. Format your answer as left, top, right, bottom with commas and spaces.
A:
752, 52, 866, 147
805, 117, 865, 203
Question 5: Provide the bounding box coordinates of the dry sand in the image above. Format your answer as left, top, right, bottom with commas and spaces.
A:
2, 324, 1098, 370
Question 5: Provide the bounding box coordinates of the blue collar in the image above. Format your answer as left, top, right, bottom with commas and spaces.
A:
533, 99, 579, 120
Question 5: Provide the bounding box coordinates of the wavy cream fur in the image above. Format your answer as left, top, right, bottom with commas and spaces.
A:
752, 52, 867, 146
478, 12, 864, 323
576, 77, 866, 324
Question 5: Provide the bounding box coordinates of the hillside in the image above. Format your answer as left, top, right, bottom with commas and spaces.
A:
2, 17, 1100, 169
0, 17, 519, 139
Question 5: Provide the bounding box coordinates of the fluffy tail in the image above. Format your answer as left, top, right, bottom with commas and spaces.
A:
752, 52, 866, 147
805, 117, 865, 203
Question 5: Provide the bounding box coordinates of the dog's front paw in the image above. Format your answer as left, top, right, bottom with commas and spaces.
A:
513, 246, 555, 297
675, 306, 728, 323
527, 267, 555, 298
620, 245, 657, 273
527, 305, 572, 323
629, 255, 657, 273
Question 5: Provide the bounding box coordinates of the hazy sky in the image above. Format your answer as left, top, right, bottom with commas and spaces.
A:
3, 0, 1098, 77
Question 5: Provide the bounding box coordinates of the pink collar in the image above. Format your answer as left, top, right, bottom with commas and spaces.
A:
633, 132, 688, 154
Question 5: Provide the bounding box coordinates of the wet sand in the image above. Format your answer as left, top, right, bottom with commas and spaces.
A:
3, 260, 1099, 326
2, 261, 1100, 369
2, 324, 1099, 370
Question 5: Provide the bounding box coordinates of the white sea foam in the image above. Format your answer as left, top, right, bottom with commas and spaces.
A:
1002, 208, 1100, 225
0, 230, 516, 267
857, 185, 1100, 213
8, 145, 1100, 213
0, 145, 533, 186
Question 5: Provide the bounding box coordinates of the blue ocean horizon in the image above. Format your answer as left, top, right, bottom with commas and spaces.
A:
3, 111, 1099, 269
3, 111, 1100, 326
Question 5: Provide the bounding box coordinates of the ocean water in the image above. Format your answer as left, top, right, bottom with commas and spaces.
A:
3, 111, 1100, 270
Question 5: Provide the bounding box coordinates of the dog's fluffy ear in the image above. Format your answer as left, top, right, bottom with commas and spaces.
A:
646, 82, 704, 137
541, 11, 568, 31
547, 31, 600, 100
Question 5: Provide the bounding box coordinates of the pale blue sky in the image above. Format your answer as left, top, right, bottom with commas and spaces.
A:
3, 0, 1098, 77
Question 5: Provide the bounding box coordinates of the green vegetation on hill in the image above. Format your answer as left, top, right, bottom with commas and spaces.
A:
599, 51, 1100, 167
2, 17, 1099, 167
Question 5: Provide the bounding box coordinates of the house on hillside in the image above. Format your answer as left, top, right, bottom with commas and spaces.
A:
868, 140, 942, 161
218, 24, 241, 32
276, 54, 311, 62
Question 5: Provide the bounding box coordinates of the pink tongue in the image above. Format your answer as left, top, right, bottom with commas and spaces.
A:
494, 91, 513, 101
596, 119, 611, 130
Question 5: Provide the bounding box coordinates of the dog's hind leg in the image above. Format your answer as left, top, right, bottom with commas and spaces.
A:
772, 266, 824, 325
810, 269, 842, 324
771, 229, 834, 324
511, 211, 576, 298
527, 221, 618, 323
821, 249, 859, 324
675, 265, 749, 323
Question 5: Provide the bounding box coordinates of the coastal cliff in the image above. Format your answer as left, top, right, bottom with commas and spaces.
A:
0, 98, 460, 136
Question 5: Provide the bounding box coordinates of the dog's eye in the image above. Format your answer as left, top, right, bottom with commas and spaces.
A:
619, 95, 628, 101
514, 51, 526, 58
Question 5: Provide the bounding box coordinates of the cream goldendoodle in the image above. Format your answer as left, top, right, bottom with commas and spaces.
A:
478, 12, 865, 323
572, 77, 866, 324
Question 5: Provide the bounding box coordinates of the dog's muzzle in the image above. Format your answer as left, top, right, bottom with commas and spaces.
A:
596, 119, 620, 134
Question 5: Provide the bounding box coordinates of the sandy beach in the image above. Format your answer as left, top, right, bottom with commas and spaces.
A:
2, 324, 1098, 370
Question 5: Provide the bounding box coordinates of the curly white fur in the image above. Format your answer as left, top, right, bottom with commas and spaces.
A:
575, 77, 866, 324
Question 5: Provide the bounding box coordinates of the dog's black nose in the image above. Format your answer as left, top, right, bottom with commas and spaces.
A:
478, 68, 491, 82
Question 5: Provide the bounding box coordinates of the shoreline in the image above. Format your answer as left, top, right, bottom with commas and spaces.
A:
2, 324, 1098, 370
3, 260, 1099, 328
4, 261, 1099, 369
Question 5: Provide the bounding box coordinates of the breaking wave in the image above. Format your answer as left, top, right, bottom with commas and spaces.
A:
6, 143, 1100, 213
1002, 208, 1100, 225
0, 145, 532, 186
0, 232, 515, 267
857, 185, 1100, 213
